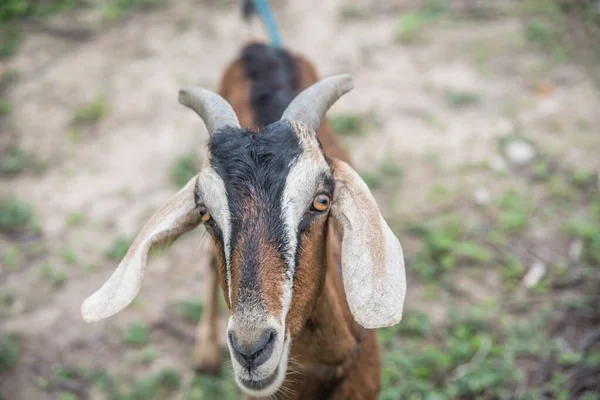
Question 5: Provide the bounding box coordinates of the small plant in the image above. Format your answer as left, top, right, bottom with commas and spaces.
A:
72, 94, 107, 126
38, 263, 67, 288
66, 212, 85, 226
0, 197, 35, 233
396, 12, 428, 42
175, 299, 204, 323
170, 154, 197, 187
0, 333, 19, 371
339, 5, 365, 20
123, 321, 149, 346
360, 155, 403, 190
444, 90, 482, 108
329, 113, 365, 135
61, 247, 78, 266
56, 392, 77, 400
104, 236, 133, 262
99, 0, 166, 22
2, 245, 19, 269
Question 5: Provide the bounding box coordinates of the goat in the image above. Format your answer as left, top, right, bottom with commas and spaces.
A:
81, 29, 406, 400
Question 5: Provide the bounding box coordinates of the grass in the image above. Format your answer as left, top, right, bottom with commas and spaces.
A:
0, 0, 84, 58
72, 94, 107, 126
170, 154, 197, 187
0, 333, 19, 371
0, 196, 35, 233
444, 90, 482, 108
92, 367, 182, 400
360, 155, 403, 190
61, 246, 77, 266
175, 299, 203, 324
2, 245, 19, 269
123, 321, 149, 346
99, 0, 166, 23
66, 211, 85, 226
38, 263, 67, 288
329, 112, 376, 136
104, 236, 133, 262
338, 4, 366, 21
395, 0, 447, 43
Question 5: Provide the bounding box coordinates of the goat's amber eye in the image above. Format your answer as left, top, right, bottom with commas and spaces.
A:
198, 206, 211, 223
312, 194, 330, 212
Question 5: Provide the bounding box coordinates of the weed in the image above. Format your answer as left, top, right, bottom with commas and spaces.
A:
0, 197, 35, 232
38, 263, 67, 288
57, 392, 77, 400
360, 155, 403, 190
125, 346, 157, 365
72, 94, 107, 126
0, 99, 12, 115
2, 245, 19, 269
329, 113, 366, 135
170, 153, 197, 187
396, 12, 428, 43
123, 321, 149, 346
61, 247, 77, 266
104, 236, 133, 262
66, 212, 85, 226
187, 373, 238, 399
100, 0, 166, 23
175, 299, 203, 324
444, 90, 482, 108
0, 333, 19, 371
427, 183, 451, 204
339, 5, 365, 21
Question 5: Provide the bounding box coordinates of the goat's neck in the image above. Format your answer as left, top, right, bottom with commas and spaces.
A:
291, 229, 362, 367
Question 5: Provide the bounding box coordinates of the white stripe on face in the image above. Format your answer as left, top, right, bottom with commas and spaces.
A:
279, 122, 330, 324
196, 165, 233, 303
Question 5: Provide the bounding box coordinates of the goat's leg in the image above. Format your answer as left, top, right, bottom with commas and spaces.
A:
192, 252, 222, 374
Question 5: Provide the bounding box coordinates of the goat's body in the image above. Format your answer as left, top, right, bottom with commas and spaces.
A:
192, 42, 381, 399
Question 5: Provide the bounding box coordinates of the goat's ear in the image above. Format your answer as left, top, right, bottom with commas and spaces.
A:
330, 159, 406, 329
81, 175, 202, 323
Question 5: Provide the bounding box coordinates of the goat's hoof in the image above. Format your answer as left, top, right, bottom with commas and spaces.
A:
192, 345, 222, 376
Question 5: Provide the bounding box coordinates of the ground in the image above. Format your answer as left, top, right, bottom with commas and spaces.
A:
1, 0, 599, 399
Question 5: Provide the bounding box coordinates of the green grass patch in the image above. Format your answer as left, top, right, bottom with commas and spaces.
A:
0, 196, 35, 233
104, 236, 133, 262
170, 153, 197, 187
61, 247, 77, 266
2, 245, 19, 269
360, 155, 403, 190
38, 263, 67, 288
175, 299, 203, 324
444, 90, 482, 108
66, 211, 85, 226
99, 0, 166, 23
0, 333, 19, 371
123, 321, 149, 346
329, 113, 373, 136
72, 94, 107, 126
339, 4, 366, 21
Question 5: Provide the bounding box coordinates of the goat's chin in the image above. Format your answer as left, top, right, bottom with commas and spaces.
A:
233, 338, 290, 398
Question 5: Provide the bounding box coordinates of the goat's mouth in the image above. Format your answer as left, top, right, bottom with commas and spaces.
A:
232, 336, 290, 397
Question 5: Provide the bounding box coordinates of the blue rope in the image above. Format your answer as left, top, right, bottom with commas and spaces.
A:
251, 0, 283, 47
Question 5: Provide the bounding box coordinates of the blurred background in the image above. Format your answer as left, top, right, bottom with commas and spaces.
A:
1, 0, 600, 399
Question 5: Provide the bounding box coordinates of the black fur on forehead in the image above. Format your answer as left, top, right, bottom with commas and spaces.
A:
208, 120, 332, 259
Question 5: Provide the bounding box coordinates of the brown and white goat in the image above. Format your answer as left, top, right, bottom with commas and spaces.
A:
81, 42, 407, 399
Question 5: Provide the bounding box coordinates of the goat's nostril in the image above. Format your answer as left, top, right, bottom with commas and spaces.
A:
229, 328, 277, 368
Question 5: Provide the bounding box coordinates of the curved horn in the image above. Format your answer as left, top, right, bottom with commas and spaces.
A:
178, 87, 240, 134
281, 74, 353, 132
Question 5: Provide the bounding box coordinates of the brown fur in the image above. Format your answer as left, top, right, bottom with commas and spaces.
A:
192, 42, 381, 399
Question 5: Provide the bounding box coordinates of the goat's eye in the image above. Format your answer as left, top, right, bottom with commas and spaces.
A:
198, 206, 212, 223
312, 194, 330, 212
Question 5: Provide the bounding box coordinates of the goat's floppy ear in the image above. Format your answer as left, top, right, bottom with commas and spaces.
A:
330, 159, 406, 329
81, 175, 202, 322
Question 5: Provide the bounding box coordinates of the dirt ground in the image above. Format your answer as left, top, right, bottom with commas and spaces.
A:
1, 0, 600, 399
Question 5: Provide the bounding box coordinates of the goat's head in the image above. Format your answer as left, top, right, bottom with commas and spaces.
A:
81, 74, 406, 397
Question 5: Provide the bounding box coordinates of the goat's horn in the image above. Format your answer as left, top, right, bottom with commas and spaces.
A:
178, 87, 240, 134
281, 74, 353, 133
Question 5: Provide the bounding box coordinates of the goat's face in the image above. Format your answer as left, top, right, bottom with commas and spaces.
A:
81, 75, 407, 398
199, 121, 333, 396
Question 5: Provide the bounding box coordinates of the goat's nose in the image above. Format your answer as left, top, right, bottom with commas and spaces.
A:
229, 328, 276, 369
